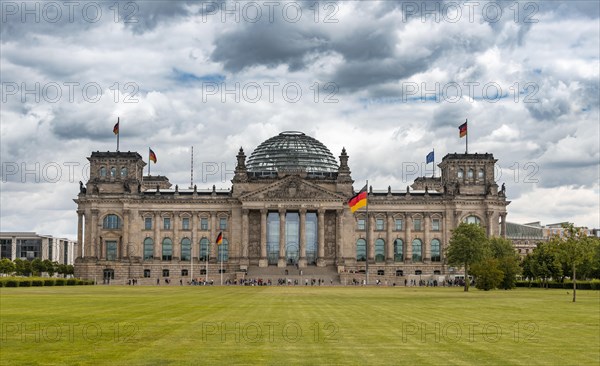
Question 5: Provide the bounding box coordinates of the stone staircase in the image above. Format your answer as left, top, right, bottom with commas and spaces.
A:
246, 265, 340, 285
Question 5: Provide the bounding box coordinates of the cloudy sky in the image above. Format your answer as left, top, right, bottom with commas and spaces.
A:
1, 0, 599, 239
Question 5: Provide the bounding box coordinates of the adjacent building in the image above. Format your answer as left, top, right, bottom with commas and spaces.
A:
0, 232, 76, 265
74, 131, 510, 283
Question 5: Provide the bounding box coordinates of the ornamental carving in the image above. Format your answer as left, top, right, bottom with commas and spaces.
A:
265, 179, 330, 199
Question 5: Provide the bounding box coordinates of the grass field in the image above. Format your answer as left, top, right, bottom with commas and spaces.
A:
1, 286, 598, 366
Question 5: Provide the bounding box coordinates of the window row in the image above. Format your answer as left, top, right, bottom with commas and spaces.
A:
355, 238, 441, 263
144, 217, 227, 231
99, 166, 128, 178
142, 237, 229, 262
457, 168, 485, 180
357, 218, 441, 232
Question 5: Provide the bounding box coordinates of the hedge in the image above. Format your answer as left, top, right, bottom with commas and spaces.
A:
0, 277, 94, 287
516, 280, 600, 290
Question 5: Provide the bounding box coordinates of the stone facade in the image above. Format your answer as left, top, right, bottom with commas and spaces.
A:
74, 135, 509, 283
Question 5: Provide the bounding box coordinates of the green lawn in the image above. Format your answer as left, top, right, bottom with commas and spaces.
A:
1, 286, 598, 365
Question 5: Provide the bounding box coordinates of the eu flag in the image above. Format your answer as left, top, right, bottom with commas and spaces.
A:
426, 151, 434, 164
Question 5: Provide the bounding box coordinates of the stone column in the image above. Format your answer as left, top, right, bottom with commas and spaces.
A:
367, 214, 375, 263
122, 209, 129, 259
241, 209, 249, 265
259, 209, 268, 267
173, 212, 180, 261
486, 211, 494, 237
41, 238, 49, 260
10, 236, 16, 260
405, 214, 412, 262
298, 208, 307, 268
454, 210, 462, 228
153, 211, 161, 260
500, 213, 507, 238
91, 209, 99, 258
191, 213, 198, 262
278, 209, 286, 267
336, 209, 343, 265
424, 213, 431, 262
210, 212, 217, 262
317, 209, 325, 267
77, 210, 84, 259
386, 213, 394, 263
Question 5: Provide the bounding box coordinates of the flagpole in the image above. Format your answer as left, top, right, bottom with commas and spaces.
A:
148, 148, 151, 176
190, 233, 193, 284
465, 119, 468, 154
365, 179, 369, 286
220, 244, 223, 286
116, 117, 120, 152
206, 243, 209, 285
432, 148, 435, 178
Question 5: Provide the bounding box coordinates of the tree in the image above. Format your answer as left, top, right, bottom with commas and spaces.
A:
31, 258, 45, 276
0, 258, 15, 275
489, 237, 522, 289
42, 260, 55, 277
471, 258, 503, 290
553, 224, 594, 302
521, 241, 562, 287
446, 222, 489, 292
14, 259, 32, 276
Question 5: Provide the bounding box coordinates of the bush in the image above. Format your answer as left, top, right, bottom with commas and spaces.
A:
5, 280, 18, 287
19, 279, 32, 287
66, 279, 77, 286
516, 280, 600, 290
31, 280, 44, 287
54, 279, 66, 286
44, 279, 55, 286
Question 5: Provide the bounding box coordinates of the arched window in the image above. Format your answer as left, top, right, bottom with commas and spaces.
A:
143, 238, 153, 260
375, 239, 385, 262
120, 167, 128, 177
103, 214, 121, 229
162, 238, 172, 261
356, 239, 366, 262
199, 238, 209, 261
431, 239, 441, 262
467, 169, 474, 178
478, 169, 484, 179
464, 215, 481, 225
218, 239, 229, 262
394, 239, 403, 262
458, 169, 464, 179
100, 167, 107, 177
110, 167, 116, 177
412, 239, 422, 262
181, 238, 191, 261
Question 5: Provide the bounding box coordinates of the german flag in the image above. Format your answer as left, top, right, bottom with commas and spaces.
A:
149, 148, 157, 163
216, 232, 223, 245
348, 184, 367, 213
113, 120, 119, 135
459, 121, 467, 138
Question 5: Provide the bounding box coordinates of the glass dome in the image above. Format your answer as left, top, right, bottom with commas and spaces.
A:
246, 131, 339, 173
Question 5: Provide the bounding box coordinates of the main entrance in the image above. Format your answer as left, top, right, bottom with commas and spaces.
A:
286, 242, 299, 264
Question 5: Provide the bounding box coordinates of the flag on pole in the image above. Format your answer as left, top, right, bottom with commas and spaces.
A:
459, 121, 468, 138
216, 232, 223, 245
149, 149, 157, 163
113, 120, 119, 135
426, 151, 434, 164
348, 184, 367, 213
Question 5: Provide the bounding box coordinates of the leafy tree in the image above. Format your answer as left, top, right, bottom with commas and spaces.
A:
577, 237, 600, 279
521, 241, 562, 287
14, 259, 32, 276
446, 222, 489, 292
471, 258, 503, 291
489, 237, 522, 289
31, 258, 45, 276
0, 258, 15, 275
42, 260, 55, 277
553, 224, 595, 302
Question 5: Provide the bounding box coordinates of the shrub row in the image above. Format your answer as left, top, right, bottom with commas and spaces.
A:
516, 280, 600, 290
0, 277, 94, 287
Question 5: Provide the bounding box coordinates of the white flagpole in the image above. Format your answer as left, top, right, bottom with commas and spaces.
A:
220, 244, 223, 286
365, 180, 369, 286
206, 242, 209, 285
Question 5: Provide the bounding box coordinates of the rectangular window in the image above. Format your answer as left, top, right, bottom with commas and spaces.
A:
376, 218, 384, 231
395, 219, 403, 231
182, 217, 190, 230
413, 219, 422, 231
432, 219, 440, 231
162, 269, 169, 277
200, 218, 208, 230
0, 239, 11, 259
163, 218, 171, 230
219, 218, 227, 230
357, 219, 366, 231
143, 269, 151, 278
144, 217, 152, 230
106, 241, 117, 261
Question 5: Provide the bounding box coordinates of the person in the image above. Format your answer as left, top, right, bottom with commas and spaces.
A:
157, 278, 160, 285
180, 279, 183, 286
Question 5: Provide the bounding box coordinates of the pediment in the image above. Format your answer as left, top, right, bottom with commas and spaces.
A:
240, 176, 346, 202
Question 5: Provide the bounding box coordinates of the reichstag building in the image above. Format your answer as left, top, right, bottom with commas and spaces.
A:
74, 131, 509, 283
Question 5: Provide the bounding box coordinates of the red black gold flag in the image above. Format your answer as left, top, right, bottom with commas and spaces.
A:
216, 232, 223, 245
348, 184, 367, 213
149, 149, 157, 163
459, 121, 468, 138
